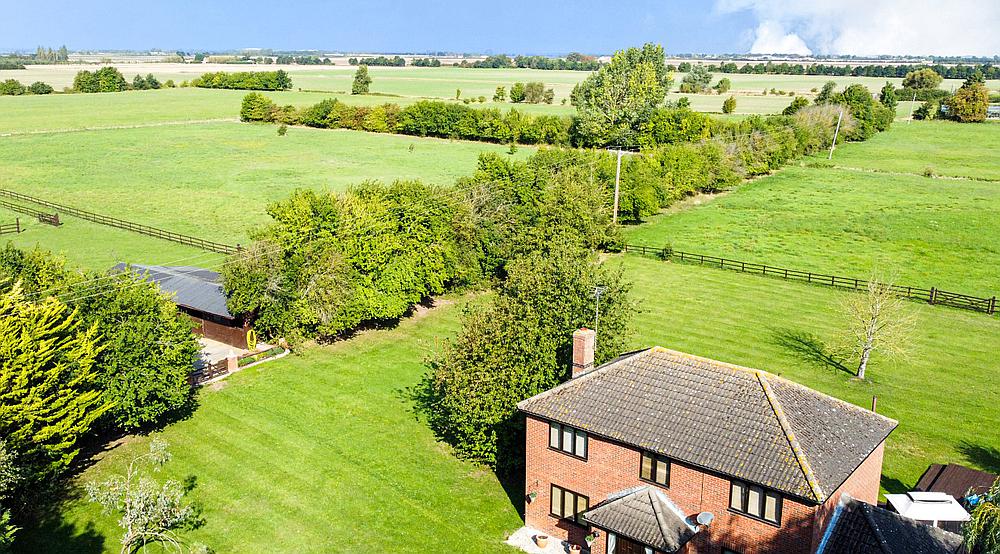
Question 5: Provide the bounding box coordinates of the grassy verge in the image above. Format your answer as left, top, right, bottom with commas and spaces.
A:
16, 297, 521, 554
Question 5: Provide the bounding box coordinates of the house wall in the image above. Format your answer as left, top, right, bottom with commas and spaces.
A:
525, 415, 845, 554
186, 311, 250, 349
810, 441, 885, 551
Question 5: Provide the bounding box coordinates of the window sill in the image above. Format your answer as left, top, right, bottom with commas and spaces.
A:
727, 508, 781, 528
547, 446, 587, 462
639, 477, 670, 490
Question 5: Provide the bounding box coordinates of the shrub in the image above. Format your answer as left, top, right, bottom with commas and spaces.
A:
277, 124, 287, 136
714, 77, 731, 93
493, 86, 506, 102
783, 96, 810, 115
913, 100, 939, 120
509, 82, 526, 103
722, 95, 736, 114
0, 79, 25, 96
27, 81, 53, 95
72, 67, 127, 93
240, 92, 277, 122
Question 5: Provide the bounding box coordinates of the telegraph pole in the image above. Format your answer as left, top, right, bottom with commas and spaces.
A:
907, 91, 917, 123
828, 110, 844, 160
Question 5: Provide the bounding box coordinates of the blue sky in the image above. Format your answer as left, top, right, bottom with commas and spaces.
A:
2, 0, 998, 56
0, 0, 752, 54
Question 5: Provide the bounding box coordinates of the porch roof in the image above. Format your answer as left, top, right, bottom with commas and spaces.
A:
583, 486, 699, 553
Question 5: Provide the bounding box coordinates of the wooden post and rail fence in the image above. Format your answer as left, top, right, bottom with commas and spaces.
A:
0, 218, 23, 235
0, 189, 240, 255
621, 244, 998, 316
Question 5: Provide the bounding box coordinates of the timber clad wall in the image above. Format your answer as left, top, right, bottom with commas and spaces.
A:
525, 415, 884, 554
187, 313, 250, 349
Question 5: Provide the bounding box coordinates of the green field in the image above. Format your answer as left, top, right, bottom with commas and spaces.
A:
626, 123, 1000, 294
0, 120, 534, 268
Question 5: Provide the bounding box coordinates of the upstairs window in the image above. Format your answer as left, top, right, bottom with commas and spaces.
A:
730, 480, 782, 525
549, 422, 587, 459
639, 451, 671, 487
550, 484, 589, 525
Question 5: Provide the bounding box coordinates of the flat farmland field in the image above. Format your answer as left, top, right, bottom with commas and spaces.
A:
0, 121, 534, 266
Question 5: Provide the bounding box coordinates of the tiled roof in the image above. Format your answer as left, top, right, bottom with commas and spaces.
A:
818, 495, 964, 554
583, 486, 699, 553
517, 348, 897, 502
112, 263, 234, 319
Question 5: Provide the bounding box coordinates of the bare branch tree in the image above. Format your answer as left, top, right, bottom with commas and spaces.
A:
86, 439, 207, 554
840, 275, 916, 380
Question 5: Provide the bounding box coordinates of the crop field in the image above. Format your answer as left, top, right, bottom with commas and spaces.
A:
626, 122, 1000, 294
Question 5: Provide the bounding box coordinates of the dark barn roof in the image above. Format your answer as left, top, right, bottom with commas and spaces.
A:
113, 263, 234, 319
818, 494, 964, 554
518, 348, 898, 503
917, 463, 998, 500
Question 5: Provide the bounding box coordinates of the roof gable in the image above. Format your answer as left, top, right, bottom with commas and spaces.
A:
518, 348, 897, 502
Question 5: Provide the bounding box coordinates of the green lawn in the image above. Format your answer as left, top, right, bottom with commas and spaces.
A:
16, 299, 521, 554
626, 124, 1000, 294
0, 121, 534, 266
820, 120, 1000, 180
619, 255, 1000, 495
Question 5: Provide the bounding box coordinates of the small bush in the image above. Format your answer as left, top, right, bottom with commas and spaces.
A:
722, 96, 736, 114
277, 124, 287, 136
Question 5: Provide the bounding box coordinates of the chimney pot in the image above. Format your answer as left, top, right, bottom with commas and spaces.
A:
572, 328, 596, 378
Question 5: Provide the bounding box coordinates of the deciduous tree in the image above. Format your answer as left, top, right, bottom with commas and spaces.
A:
840, 276, 915, 380
722, 95, 736, 114
86, 439, 206, 554
902, 68, 943, 91
571, 43, 673, 147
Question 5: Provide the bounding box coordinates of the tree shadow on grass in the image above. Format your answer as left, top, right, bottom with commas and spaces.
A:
772, 328, 855, 376
957, 441, 1000, 475
12, 518, 105, 554
881, 475, 912, 496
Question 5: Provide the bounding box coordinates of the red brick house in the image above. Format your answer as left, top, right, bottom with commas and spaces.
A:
516, 329, 897, 554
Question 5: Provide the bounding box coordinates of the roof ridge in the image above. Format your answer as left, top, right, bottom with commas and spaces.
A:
516, 348, 653, 411
859, 501, 894, 554
757, 372, 826, 502
653, 347, 897, 426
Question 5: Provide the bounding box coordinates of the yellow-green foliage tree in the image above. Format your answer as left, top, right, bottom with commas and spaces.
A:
0, 285, 109, 485
947, 72, 989, 123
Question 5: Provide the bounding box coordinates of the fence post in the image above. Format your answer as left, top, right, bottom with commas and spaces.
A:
15, 218, 19, 233
989, 296, 996, 315
929, 287, 937, 305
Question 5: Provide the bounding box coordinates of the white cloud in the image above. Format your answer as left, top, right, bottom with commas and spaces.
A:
715, 0, 1000, 56
748, 20, 812, 55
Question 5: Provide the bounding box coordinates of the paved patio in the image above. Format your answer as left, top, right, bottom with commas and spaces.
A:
195, 337, 247, 368
506, 526, 589, 554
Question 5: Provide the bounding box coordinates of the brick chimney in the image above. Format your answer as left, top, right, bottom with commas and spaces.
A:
572, 328, 596, 378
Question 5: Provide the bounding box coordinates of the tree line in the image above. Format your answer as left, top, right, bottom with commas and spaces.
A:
191, 69, 292, 90
348, 56, 405, 67
0, 246, 202, 549
456, 53, 601, 70
676, 61, 1000, 80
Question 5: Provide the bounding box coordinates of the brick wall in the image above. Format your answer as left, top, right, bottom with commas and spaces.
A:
810, 440, 886, 550
525, 415, 874, 554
